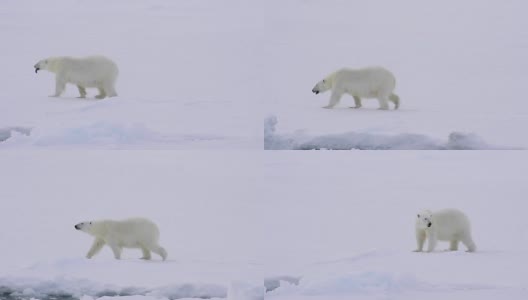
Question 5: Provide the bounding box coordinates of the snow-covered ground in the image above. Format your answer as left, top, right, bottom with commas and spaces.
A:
266, 0, 528, 149
1, 152, 528, 300
264, 115, 521, 150
0, 0, 265, 149
2, 1, 528, 300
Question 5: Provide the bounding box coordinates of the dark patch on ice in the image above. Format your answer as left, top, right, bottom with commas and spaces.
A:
0, 276, 299, 300
264, 116, 520, 150
0, 123, 225, 147
264, 276, 301, 292
0, 127, 31, 142
0, 286, 77, 300
0, 281, 226, 300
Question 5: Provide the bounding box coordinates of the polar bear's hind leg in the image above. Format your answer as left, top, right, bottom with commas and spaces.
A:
449, 240, 459, 251
140, 245, 152, 260
104, 82, 118, 97
377, 96, 390, 110
77, 85, 87, 98
150, 245, 168, 260
462, 236, 476, 252
389, 93, 400, 109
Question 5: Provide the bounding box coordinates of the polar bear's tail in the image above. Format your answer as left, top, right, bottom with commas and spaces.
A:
389, 93, 400, 110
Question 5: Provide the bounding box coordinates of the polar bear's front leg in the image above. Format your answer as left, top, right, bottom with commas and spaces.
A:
351, 96, 362, 109
108, 243, 122, 259
86, 238, 105, 258
414, 229, 425, 252
323, 91, 342, 109
77, 85, 87, 98
426, 232, 437, 252
51, 77, 66, 97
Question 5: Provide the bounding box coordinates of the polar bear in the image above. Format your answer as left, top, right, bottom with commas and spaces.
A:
311, 67, 399, 110
414, 209, 476, 253
34, 55, 118, 99
75, 218, 167, 260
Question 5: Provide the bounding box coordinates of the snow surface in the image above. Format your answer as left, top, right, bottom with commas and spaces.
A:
266, 0, 528, 149
1, 152, 528, 300
0, 0, 265, 149
2, 0, 528, 300
264, 116, 521, 150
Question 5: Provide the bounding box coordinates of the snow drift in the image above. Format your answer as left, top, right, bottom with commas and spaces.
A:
264, 116, 519, 150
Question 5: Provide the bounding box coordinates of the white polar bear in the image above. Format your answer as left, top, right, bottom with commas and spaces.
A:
414, 209, 476, 253
311, 67, 399, 110
34, 55, 118, 99
75, 218, 167, 260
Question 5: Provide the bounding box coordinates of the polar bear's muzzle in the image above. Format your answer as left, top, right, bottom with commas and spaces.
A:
34, 62, 42, 73
312, 88, 319, 95
427, 222, 432, 227
74, 224, 81, 230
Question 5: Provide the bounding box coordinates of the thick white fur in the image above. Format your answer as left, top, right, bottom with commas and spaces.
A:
75, 218, 167, 260
311, 67, 399, 110
34, 55, 118, 99
414, 209, 476, 253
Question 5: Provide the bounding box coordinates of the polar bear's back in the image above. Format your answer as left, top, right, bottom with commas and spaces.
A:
56, 55, 118, 85
333, 67, 396, 97
432, 209, 472, 239
104, 218, 160, 246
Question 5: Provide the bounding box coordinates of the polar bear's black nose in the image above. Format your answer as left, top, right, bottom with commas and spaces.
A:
75, 224, 80, 230
427, 222, 432, 227
35, 68, 39, 73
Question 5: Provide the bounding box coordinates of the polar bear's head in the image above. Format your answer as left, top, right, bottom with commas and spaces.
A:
34, 58, 58, 74
311, 78, 332, 95
416, 211, 433, 229
75, 221, 97, 235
